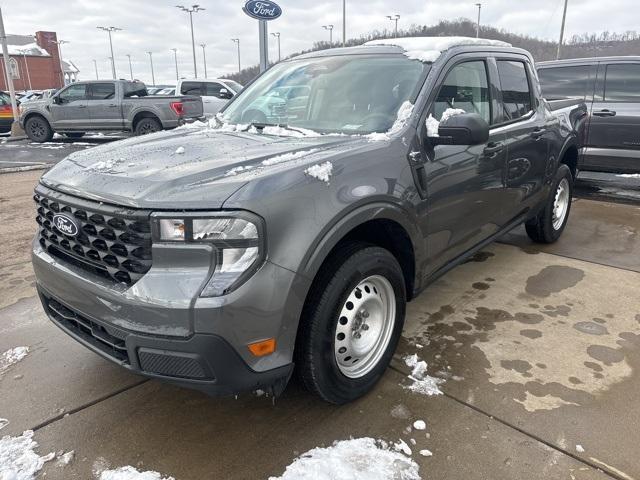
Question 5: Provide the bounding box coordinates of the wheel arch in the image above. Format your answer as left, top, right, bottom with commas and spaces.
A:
131, 110, 161, 132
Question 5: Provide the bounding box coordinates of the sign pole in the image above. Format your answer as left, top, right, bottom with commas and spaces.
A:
0, 7, 21, 135
259, 20, 269, 72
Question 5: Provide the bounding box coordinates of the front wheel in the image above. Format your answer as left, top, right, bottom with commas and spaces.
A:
296, 242, 406, 404
25, 116, 53, 143
134, 117, 162, 136
525, 164, 573, 243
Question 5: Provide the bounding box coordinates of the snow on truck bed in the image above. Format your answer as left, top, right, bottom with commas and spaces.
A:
365, 36, 511, 63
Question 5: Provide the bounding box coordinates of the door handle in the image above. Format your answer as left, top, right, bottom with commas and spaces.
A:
78, 105, 87, 109
483, 142, 504, 157
593, 109, 616, 117
530, 127, 546, 140
108, 104, 118, 108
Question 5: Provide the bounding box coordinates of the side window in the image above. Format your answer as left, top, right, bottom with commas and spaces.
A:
205, 82, 224, 97
0, 93, 8, 105
538, 65, 593, 100
180, 82, 202, 96
433, 61, 491, 124
89, 83, 116, 100
604, 64, 640, 102
58, 84, 87, 103
497, 60, 532, 121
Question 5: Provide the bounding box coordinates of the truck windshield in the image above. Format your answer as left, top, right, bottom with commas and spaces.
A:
221, 54, 428, 135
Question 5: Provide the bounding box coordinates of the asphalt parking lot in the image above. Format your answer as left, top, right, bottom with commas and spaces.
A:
0, 139, 639, 479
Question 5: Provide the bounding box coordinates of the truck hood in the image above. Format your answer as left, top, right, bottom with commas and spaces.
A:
40, 127, 368, 209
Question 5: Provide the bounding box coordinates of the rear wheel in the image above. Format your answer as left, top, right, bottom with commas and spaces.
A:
296, 242, 406, 404
25, 116, 53, 143
525, 164, 573, 243
134, 117, 162, 136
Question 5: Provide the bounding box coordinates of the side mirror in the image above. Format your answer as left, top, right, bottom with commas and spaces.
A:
430, 113, 489, 146
219, 88, 233, 99
53, 96, 62, 105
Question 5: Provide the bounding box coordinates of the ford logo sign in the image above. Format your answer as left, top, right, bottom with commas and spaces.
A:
53, 214, 79, 237
243, 0, 282, 21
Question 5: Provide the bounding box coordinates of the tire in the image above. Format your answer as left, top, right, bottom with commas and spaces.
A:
63, 132, 85, 139
25, 116, 53, 143
525, 164, 573, 243
296, 242, 406, 404
134, 117, 162, 136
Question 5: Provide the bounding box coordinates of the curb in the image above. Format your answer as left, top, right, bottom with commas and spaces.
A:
0, 164, 50, 175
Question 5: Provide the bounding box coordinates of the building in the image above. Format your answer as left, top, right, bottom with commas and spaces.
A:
0, 31, 78, 92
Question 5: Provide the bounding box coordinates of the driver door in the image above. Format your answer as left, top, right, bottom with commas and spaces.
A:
49, 84, 88, 130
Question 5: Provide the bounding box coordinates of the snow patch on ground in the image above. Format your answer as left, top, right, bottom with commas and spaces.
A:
576, 445, 585, 453
1, 347, 29, 375
365, 37, 511, 63
413, 420, 426, 431
393, 438, 413, 456
98, 466, 175, 480
403, 354, 445, 396
268, 438, 420, 480
0, 430, 55, 480
305, 162, 333, 184
57, 450, 75, 465
419, 449, 433, 457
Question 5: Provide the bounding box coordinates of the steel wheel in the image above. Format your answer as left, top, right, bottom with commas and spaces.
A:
334, 275, 396, 379
552, 177, 570, 230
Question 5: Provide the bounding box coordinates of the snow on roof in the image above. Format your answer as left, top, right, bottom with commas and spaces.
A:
365, 36, 511, 63
6, 42, 50, 57
63, 59, 79, 73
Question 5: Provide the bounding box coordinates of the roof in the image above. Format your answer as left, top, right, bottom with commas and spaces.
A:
62, 59, 79, 74
537, 56, 640, 66
5, 35, 50, 57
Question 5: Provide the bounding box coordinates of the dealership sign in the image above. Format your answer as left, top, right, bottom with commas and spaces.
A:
243, 0, 282, 21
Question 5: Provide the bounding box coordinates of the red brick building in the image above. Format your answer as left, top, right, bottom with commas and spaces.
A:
1, 31, 77, 91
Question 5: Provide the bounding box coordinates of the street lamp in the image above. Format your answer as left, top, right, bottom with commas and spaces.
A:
200, 43, 207, 79
342, 0, 346, 47
386, 14, 400, 38
52, 40, 69, 86
147, 51, 155, 86
96, 26, 122, 79
231, 38, 241, 73
322, 25, 334, 45
126, 54, 133, 80
475, 3, 482, 38
92, 59, 98, 80
271, 32, 281, 62
175, 4, 205, 78
171, 48, 179, 80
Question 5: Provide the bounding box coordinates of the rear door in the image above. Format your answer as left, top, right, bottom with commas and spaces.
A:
203, 81, 232, 115
586, 61, 640, 172
49, 84, 88, 129
86, 82, 122, 130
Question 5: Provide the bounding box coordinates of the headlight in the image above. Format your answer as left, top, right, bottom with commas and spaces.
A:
153, 212, 264, 297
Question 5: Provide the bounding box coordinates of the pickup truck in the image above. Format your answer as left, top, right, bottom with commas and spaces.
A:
32, 37, 583, 404
538, 56, 640, 173
19, 80, 203, 142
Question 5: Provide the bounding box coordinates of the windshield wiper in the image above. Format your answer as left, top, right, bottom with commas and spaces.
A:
242, 122, 317, 136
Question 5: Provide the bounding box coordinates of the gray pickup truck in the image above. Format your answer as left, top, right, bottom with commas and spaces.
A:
19, 80, 203, 142
32, 37, 585, 404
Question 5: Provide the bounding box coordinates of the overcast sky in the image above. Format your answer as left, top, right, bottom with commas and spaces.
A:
2, 0, 638, 85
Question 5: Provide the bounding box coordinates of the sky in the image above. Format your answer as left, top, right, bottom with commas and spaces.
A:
1, 0, 638, 85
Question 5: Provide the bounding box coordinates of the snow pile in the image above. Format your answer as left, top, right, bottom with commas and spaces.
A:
261, 125, 324, 138
403, 354, 445, 396
57, 450, 75, 466
425, 108, 466, 137
1, 347, 29, 375
0, 430, 55, 480
99, 466, 175, 480
419, 450, 433, 457
576, 445, 585, 453
269, 437, 420, 480
365, 37, 511, 63
90, 157, 125, 173
393, 439, 413, 456
367, 101, 415, 142
174, 146, 185, 155
305, 162, 333, 184
413, 420, 426, 431
261, 149, 319, 166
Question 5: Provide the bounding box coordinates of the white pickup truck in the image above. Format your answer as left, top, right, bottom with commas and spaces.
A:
176, 78, 243, 116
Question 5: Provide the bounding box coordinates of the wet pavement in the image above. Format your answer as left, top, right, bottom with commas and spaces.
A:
0, 170, 638, 479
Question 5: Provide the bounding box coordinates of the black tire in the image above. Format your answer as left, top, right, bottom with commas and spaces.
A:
525, 164, 573, 243
63, 132, 85, 139
296, 242, 406, 404
134, 117, 162, 136
25, 116, 53, 143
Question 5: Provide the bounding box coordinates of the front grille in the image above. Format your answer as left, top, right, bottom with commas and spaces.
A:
34, 190, 152, 286
44, 296, 130, 364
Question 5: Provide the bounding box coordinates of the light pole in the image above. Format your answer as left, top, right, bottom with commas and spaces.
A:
200, 43, 207, 79
386, 15, 400, 38
171, 48, 179, 81
271, 32, 281, 62
342, 0, 346, 47
97, 26, 121, 79
92, 59, 98, 79
147, 51, 155, 86
175, 4, 205, 78
475, 4, 482, 38
556, 0, 569, 59
231, 38, 241, 73
52, 40, 68, 86
126, 54, 133, 80
322, 25, 334, 45
0, 6, 20, 127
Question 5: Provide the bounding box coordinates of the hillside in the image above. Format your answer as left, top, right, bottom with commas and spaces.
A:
224, 18, 639, 85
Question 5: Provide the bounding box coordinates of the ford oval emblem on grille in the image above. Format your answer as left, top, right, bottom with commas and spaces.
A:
53, 214, 79, 237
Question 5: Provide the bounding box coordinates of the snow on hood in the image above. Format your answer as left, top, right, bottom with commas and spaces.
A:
365, 36, 511, 63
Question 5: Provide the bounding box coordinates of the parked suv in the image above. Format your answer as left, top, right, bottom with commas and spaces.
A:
32, 38, 583, 404
538, 56, 640, 173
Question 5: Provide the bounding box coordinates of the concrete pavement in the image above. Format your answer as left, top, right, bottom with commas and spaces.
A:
0, 170, 638, 479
